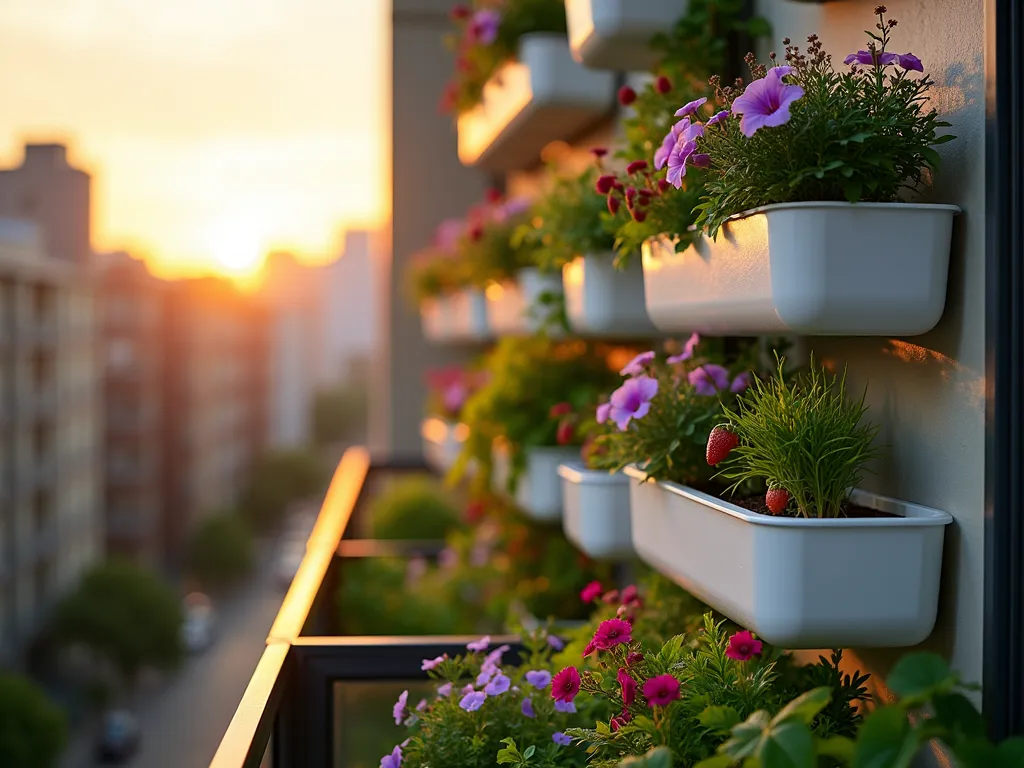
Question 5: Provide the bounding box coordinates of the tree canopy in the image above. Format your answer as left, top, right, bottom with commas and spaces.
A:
0, 674, 67, 768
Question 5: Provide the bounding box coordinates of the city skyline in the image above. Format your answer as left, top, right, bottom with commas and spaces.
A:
0, 0, 389, 280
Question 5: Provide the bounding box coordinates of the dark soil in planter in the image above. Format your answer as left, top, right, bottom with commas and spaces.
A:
730, 495, 899, 520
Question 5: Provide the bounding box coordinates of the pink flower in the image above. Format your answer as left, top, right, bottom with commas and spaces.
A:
582, 640, 597, 657
617, 668, 637, 707
666, 119, 705, 188
468, 9, 501, 45
620, 584, 639, 605
551, 666, 581, 703
643, 674, 681, 707
592, 618, 632, 651
602, 589, 620, 604
443, 381, 468, 414
467, 635, 490, 652
730, 372, 752, 393
688, 364, 731, 396
666, 332, 700, 364
725, 630, 763, 661
731, 67, 804, 137
596, 401, 611, 424
421, 655, 447, 671
654, 120, 686, 170
580, 580, 603, 603
706, 110, 730, 128
393, 690, 408, 724
610, 712, 631, 731
609, 376, 659, 430
620, 351, 655, 376
484, 673, 511, 696
437, 682, 453, 697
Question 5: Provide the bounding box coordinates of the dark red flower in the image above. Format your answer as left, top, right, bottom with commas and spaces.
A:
626, 160, 648, 175
556, 421, 575, 446
485, 188, 503, 204
617, 668, 637, 707
607, 195, 621, 215
618, 85, 637, 106
626, 652, 644, 666
549, 402, 573, 418
595, 174, 617, 194
610, 712, 632, 731
591, 147, 609, 158
450, 4, 471, 20
657, 179, 671, 193
468, 224, 483, 242
655, 75, 672, 94
465, 499, 486, 524
632, 209, 648, 223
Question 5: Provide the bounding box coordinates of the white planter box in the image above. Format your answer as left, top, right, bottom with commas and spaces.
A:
624, 466, 953, 648
559, 463, 634, 560
492, 444, 580, 522
563, 253, 656, 336
566, 0, 687, 71
641, 202, 960, 336
421, 418, 468, 474
458, 33, 616, 172
420, 289, 491, 342
487, 268, 564, 335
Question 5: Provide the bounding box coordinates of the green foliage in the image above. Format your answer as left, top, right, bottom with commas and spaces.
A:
463, 213, 539, 285
454, 337, 619, 492
444, 0, 567, 115
590, 339, 757, 487
312, 383, 369, 446
52, 560, 183, 683
518, 167, 616, 272
694, 10, 956, 238
369, 475, 462, 540
702, 653, 1024, 768
186, 512, 254, 592
716, 356, 882, 518
239, 449, 327, 531
0, 674, 67, 768
407, 250, 473, 303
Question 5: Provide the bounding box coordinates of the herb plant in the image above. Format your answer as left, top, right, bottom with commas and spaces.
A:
712, 356, 883, 519
693, 7, 957, 237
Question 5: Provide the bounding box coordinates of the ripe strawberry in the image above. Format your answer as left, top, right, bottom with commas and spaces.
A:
705, 426, 739, 466
765, 487, 790, 515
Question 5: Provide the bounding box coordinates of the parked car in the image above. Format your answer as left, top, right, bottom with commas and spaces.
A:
181, 593, 217, 653
96, 709, 140, 763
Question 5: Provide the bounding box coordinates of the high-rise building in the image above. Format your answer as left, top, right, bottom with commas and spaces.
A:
95, 251, 164, 567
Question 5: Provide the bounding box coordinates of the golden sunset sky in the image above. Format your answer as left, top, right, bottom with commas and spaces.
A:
0, 0, 389, 278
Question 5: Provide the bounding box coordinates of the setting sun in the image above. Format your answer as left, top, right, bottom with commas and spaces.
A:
205, 217, 266, 277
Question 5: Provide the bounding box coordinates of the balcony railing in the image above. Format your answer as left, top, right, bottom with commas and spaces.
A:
210, 448, 522, 768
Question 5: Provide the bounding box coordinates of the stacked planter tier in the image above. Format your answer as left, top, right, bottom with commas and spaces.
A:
421, 418, 467, 474
624, 466, 953, 648
487, 268, 564, 335
563, 253, 656, 336
559, 463, 633, 560
420, 289, 491, 342
641, 202, 960, 335
458, 33, 616, 172
565, 0, 687, 71
492, 444, 580, 522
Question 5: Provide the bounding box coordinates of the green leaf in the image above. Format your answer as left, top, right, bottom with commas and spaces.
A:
841, 132, 874, 144
842, 180, 863, 203
932, 134, 957, 144
920, 146, 942, 168
723, 711, 771, 759
694, 756, 736, 768
618, 747, 674, 768
886, 652, 958, 701
758, 722, 815, 768
997, 738, 1024, 763
851, 707, 919, 768
700, 705, 742, 733
931, 692, 986, 741
523, 744, 536, 760
816, 736, 855, 761
772, 688, 832, 726
496, 737, 521, 765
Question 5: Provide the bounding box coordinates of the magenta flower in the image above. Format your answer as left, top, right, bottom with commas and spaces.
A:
667, 332, 700, 364
521, 698, 535, 718
551, 666, 581, 702
621, 584, 639, 605
725, 630, 763, 661
620, 350, 655, 376
416, 699, 427, 711
393, 690, 408, 725
421, 655, 446, 671
730, 372, 752, 393
608, 376, 659, 430
592, 618, 633, 650
731, 67, 804, 137
485, 674, 511, 696
706, 110, 730, 127
626, 651, 644, 666
552, 733, 572, 747
459, 690, 487, 711
469, 9, 501, 45
437, 682, 453, 697
433, 218, 465, 251
380, 744, 402, 768
665, 119, 705, 188
526, 670, 552, 689
896, 52, 923, 71
554, 699, 576, 713
443, 382, 468, 414
643, 674, 681, 707
688, 364, 731, 396
596, 401, 611, 424
617, 668, 637, 707
844, 49, 897, 67
581, 580, 603, 602
467, 635, 490, 652
547, 635, 565, 651
675, 97, 707, 118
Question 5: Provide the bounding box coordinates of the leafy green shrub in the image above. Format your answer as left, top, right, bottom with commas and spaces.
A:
370, 476, 462, 540
312, 384, 369, 446
0, 674, 67, 768
239, 449, 327, 531
186, 512, 254, 591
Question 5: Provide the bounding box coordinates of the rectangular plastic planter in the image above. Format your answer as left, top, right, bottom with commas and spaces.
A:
492, 444, 580, 522
421, 418, 468, 474
563, 253, 657, 336
458, 33, 616, 172
640, 202, 960, 336
559, 463, 634, 560
421, 289, 491, 342
624, 466, 953, 648
566, 0, 687, 71
487, 268, 564, 335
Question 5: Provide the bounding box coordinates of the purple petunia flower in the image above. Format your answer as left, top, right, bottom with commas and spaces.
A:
421, 655, 446, 671
620, 351, 655, 376
608, 376, 659, 430
443, 382, 468, 414
731, 66, 804, 137
730, 372, 752, 393
554, 699, 576, 713
476, 666, 498, 687
547, 635, 565, 651
689, 153, 711, 168
484, 644, 511, 669
843, 49, 898, 67
688, 365, 732, 395
552, 733, 572, 747
393, 690, 408, 725
437, 682, 453, 697
706, 110, 730, 127
654, 120, 688, 170
467, 635, 490, 652
596, 402, 611, 424
896, 52, 923, 71
469, 9, 501, 45
459, 690, 487, 711
521, 697, 535, 718
484, 674, 511, 696
665, 119, 704, 188
526, 670, 552, 689
416, 699, 428, 711
462, 683, 475, 695
667, 332, 700, 364
675, 97, 707, 118
380, 744, 403, 768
